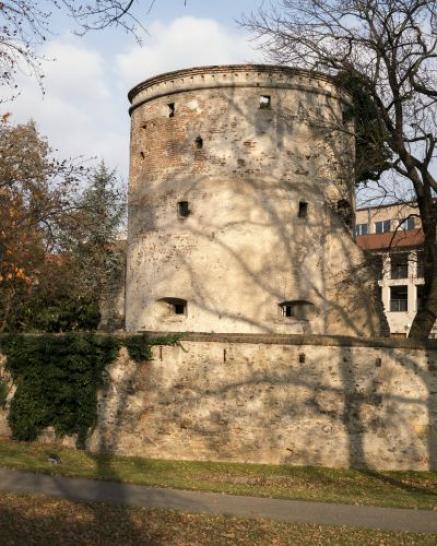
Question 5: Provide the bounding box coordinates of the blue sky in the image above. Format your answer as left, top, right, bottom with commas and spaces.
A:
5, 1, 266, 180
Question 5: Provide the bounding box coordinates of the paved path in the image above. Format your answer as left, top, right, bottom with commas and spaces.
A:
0, 468, 436, 534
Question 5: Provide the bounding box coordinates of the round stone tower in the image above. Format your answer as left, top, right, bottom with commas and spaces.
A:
126, 64, 384, 336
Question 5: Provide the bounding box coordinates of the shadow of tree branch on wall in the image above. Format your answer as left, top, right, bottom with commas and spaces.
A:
88, 336, 437, 477
123, 68, 437, 473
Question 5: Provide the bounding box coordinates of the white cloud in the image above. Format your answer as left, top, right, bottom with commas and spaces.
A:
7, 36, 128, 172
116, 16, 262, 92
5, 17, 262, 181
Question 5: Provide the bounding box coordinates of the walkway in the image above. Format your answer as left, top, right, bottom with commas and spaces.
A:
0, 468, 436, 534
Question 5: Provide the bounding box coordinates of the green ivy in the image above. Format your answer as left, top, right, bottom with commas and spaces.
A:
124, 334, 181, 362
0, 333, 179, 445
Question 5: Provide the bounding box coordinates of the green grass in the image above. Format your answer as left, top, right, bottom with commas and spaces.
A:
0, 438, 436, 511
1, 492, 436, 546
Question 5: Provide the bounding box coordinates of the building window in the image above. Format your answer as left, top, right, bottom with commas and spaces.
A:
416, 250, 424, 278
399, 217, 415, 231
168, 103, 175, 118
177, 201, 190, 218
355, 223, 368, 236
390, 253, 409, 279
259, 95, 271, 109
298, 201, 308, 219
375, 220, 391, 233
279, 300, 315, 320
159, 298, 187, 316
195, 136, 203, 149
390, 286, 408, 312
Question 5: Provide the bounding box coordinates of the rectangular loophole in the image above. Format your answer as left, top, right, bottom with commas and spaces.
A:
283, 305, 293, 317
174, 303, 186, 315
177, 201, 190, 218
260, 95, 271, 109
168, 103, 175, 118
298, 201, 308, 218
195, 136, 203, 149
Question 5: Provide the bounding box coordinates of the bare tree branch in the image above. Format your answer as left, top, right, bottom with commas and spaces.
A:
242, 0, 437, 339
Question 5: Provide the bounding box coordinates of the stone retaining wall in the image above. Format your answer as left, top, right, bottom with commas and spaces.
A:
1, 334, 436, 470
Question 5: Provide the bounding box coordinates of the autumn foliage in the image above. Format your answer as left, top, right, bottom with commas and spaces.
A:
0, 119, 125, 332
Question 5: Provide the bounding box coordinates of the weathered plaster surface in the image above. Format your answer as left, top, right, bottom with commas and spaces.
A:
126, 64, 385, 336
2, 335, 435, 471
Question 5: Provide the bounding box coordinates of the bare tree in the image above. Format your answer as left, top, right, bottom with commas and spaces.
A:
243, 0, 437, 339
0, 1, 187, 94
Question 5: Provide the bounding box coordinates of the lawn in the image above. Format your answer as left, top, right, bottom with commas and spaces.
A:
0, 438, 436, 511
0, 492, 436, 546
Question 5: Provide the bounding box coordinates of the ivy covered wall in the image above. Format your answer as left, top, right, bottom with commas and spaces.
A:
0, 333, 178, 446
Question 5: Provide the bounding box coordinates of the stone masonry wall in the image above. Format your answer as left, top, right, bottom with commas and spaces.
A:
1, 334, 435, 471
126, 65, 385, 337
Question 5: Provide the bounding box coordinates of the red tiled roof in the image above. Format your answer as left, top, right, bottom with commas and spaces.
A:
356, 228, 425, 251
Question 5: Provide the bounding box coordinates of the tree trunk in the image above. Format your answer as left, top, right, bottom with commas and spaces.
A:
408, 197, 437, 339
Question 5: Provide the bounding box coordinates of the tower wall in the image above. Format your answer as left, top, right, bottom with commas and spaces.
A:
126, 65, 385, 336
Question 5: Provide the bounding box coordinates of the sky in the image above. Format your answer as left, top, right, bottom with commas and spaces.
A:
4, 1, 266, 182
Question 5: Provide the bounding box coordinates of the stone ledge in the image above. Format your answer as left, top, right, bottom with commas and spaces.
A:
128, 64, 341, 102
1, 332, 435, 351
139, 331, 437, 351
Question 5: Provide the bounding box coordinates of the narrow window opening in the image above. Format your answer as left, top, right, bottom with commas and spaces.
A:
280, 300, 316, 320
168, 103, 175, 118
174, 303, 186, 315
195, 136, 203, 149
259, 95, 271, 109
283, 305, 293, 317
223, 349, 227, 363
299, 353, 306, 364
159, 297, 187, 317
298, 201, 308, 219
140, 151, 145, 160
177, 201, 190, 218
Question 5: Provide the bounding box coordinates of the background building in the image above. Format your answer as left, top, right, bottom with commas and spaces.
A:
356, 202, 435, 338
